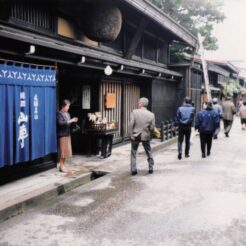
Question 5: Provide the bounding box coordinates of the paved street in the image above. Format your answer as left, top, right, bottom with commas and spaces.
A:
1, 118, 246, 246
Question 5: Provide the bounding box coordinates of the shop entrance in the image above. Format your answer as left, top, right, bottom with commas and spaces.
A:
58, 65, 141, 154
99, 80, 140, 143
57, 65, 100, 154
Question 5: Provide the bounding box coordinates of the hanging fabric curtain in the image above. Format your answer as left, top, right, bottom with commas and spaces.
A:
0, 62, 57, 168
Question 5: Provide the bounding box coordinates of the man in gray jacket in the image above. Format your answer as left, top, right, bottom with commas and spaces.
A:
129, 97, 155, 175
222, 97, 236, 137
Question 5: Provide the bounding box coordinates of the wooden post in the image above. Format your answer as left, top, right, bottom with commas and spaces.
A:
198, 33, 211, 101
124, 18, 148, 59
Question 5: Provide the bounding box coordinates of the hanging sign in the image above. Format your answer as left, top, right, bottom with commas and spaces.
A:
0, 62, 57, 167
82, 85, 91, 109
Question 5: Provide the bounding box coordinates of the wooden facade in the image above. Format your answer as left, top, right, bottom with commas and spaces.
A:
170, 58, 233, 113
99, 80, 141, 142
0, 0, 197, 180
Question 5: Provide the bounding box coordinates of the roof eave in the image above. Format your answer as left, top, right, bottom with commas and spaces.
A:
123, 0, 198, 48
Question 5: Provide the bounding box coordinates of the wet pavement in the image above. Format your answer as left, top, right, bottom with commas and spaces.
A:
1, 118, 246, 246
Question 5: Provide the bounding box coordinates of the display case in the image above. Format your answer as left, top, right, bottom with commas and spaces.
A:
86, 112, 118, 134
86, 112, 118, 158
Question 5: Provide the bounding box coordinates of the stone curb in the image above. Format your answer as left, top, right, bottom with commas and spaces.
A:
0, 137, 177, 223
0, 172, 92, 223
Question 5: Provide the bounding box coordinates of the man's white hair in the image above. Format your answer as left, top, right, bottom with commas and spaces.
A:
139, 97, 149, 107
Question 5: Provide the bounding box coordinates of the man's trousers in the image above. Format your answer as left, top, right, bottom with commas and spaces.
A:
178, 126, 191, 155
223, 119, 233, 135
131, 136, 154, 172
199, 133, 213, 155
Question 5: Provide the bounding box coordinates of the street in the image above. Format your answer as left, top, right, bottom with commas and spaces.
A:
1, 118, 246, 246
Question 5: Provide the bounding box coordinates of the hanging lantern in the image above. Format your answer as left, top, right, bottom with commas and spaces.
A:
82, 3, 122, 42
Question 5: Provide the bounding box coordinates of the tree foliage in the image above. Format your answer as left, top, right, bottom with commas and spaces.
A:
150, 0, 225, 50
223, 79, 242, 96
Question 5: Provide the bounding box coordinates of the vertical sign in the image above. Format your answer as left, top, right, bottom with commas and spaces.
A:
15, 86, 30, 163
82, 85, 91, 109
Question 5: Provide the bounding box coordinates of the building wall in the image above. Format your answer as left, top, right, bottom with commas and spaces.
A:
191, 70, 202, 111
151, 79, 179, 127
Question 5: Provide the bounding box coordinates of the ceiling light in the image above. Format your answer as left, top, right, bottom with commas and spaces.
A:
80, 56, 86, 63
25, 45, 35, 55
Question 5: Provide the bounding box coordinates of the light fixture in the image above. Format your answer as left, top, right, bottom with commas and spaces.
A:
158, 72, 162, 77
141, 69, 145, 74
116, 65, 124, 72
104, 65, 113, 76
80, 56, 86, 63
25, 45, 35, 55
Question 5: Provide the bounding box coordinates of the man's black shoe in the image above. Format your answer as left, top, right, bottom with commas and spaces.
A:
178, 153, 182, 160
213, 135, 218, 139
207, 152, 210, 156
185, 154, 190, 158
131, 171, 138, 176
225, 133, 229, 137
149, 169, 153, 174
202, 153, 206, 158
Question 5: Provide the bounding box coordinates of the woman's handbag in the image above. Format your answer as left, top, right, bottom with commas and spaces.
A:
71, 123, 81, 134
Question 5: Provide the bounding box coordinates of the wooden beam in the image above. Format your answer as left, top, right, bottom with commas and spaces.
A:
0, 25, 183, 77
124, 18, 147, 60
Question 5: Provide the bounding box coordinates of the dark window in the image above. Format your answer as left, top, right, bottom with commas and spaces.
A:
191, 72, 202, 89
143, 35, 156, 61
10, 1, 55, 33
157, 40, 168, 64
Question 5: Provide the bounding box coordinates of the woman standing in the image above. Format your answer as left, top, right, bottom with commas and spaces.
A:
57, 99, 78, 172
195, 101, 220, 158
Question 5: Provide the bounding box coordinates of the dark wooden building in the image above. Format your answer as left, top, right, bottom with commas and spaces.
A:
171, 56, 231, 111
0, 0, 197, 180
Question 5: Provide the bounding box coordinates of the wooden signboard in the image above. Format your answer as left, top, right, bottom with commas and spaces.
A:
105, 93, 116, 109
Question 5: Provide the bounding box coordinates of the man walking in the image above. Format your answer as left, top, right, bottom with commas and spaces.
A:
238, 101, 246, 130
222, 97, 236, 137
195, 101, 220, 158
130, 97, 155, 175
176, 97, 195, 160
212, 97, 223, 139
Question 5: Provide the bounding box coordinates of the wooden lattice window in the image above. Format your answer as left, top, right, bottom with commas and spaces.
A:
10, 1, 55, 33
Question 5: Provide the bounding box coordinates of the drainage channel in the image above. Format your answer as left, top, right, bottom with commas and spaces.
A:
91, 170, 109, 180
0, 170, 110, 223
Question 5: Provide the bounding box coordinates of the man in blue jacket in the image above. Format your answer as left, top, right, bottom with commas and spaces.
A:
195, 101, 220, 158
176, 97, 195, 160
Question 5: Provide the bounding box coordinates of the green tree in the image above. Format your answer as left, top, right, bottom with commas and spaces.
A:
151, 0, 225, 50
223, 79, 242, 97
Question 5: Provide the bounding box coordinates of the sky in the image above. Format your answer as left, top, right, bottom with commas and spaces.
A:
205, 0, 246, 68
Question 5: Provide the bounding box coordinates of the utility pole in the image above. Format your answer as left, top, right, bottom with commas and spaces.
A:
198, 33, 211, 101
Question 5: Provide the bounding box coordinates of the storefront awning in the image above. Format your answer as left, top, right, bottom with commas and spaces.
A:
0, 25, 183, 78
207, 64, 230, 77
